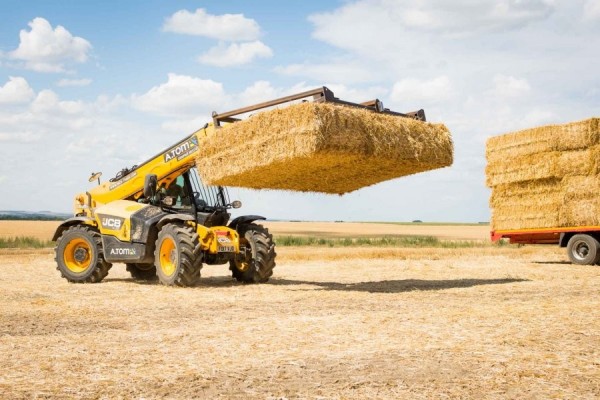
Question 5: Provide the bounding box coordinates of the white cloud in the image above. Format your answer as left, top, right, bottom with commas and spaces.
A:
0, 103, 164, 213
320, 83, 390, 104
0, 76, 35, 104
56, 78, 92, 87
0, 130, 40, 143
0, 87, 109, 150
302, 0, 558, 79
0, 176, 5, 184
491, 74, 531, 97
521, 108, 555, 127
132, 73, 227, 117
198, 41, 272, 67
583, 0, 600, 21
65, 133, 120, 155
161, 116, 212, 136
163, 8, 261, 41
236, 81, 280, 105
487, 1, 555, 30
32, 90, 86, 115
391, 76, 454, 104
275, 60, 375, 84
8, 18, 92, 73
232, 81, 324, 109
310, 0, 554, 46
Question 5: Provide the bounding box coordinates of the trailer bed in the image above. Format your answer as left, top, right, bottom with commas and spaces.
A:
492, 226, 600, 265
492, 226, 600, 244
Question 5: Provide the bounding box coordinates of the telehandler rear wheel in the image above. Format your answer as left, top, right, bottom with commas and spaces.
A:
230, 223, 276, 283
154, 223, 202, 287
126, 263, 158, 281
55, 225, 112, 283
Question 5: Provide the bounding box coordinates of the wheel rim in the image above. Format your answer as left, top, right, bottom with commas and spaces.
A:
159, 237, 177, 276
235, 259, 250, 272
235, 238, 252, 272
63, 238, 92, 273
573, 240, 590, 261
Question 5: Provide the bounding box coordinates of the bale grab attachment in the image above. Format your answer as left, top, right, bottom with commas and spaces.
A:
212, 86, 426, 126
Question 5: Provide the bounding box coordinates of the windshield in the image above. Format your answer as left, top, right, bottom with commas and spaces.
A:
186, 168, 230, 209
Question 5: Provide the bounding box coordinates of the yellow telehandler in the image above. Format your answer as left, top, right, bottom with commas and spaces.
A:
52, 87, 425, 286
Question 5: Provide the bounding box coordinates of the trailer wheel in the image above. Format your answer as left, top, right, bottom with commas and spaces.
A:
230, 223, 276, 283
567, 234, 600, 265
154, 223, 202, 286
126, 263, 158, 281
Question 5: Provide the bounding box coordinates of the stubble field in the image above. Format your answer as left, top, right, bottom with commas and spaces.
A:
0, 221, 599, 399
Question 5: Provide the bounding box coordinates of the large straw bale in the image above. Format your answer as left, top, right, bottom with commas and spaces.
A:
556, 145, 600, 177
485, 127, 556, 163
489, 179, 563, 230
556, 118, 600, 151
559, 200, 600, 227
558, 174, 600, 226
490, 175, 600, 230
489, 179, 562, 208
486, 118, 600, 163
486, 144, 600, 187
563, 175, 600, 201
196, 102, 453, 194
491, 204, 560, 230
485, 152, 559, 187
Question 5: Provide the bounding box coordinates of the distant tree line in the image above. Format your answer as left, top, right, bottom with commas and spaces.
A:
0, 215, 65, 221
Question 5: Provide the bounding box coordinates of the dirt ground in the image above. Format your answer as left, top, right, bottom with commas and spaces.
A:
1, 245, 599, 399
0, 220, 490, 241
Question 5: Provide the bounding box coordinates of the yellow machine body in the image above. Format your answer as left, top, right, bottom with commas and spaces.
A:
74, 124, 217, 215
92, 200, 240, 255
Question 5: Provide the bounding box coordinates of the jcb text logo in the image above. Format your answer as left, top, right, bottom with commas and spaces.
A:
99, 215, 124, 230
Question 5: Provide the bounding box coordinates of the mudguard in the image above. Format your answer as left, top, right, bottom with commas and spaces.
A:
228, 215, 266, 230
52, 216, 96, 241
156, 213, 196, 230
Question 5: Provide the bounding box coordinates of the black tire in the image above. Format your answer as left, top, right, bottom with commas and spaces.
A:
154, 223, 202, 286
55, 225, 112, 283
567, 234, 600, 266
126, 263, 157, 281
230, 223, 276, 283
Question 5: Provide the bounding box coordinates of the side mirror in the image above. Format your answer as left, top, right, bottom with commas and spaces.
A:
144, 174, 158, 199
89, 172, 102, 185
231, 200, 242, 209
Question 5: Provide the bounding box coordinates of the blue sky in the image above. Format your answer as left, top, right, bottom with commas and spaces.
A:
1, 1, 599, 222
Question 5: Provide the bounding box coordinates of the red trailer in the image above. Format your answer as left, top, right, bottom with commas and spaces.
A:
491, 226, 600, 265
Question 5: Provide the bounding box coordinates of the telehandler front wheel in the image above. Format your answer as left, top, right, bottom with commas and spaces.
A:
126, 263, 158, 281
230, 223, 276, 283
154, 223, 202, 287
55, 225, 112, 283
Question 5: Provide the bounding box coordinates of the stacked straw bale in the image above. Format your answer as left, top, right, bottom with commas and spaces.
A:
195, 102, 453, 194
486, 118, 600, 230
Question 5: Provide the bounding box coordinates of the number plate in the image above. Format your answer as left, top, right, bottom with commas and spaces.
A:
218, 245, 235, 253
